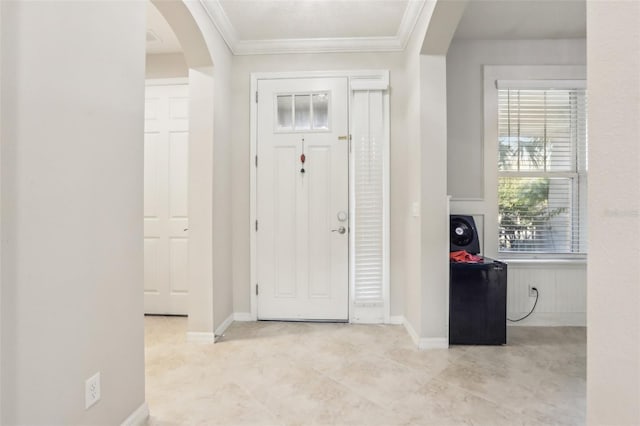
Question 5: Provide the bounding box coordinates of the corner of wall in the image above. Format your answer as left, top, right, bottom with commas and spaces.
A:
419, 54, 450, 342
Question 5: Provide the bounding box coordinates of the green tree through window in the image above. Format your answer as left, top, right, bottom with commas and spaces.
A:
497, 87, 587, 254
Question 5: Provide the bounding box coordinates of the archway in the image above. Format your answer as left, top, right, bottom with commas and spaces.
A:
148, 1, 219, 339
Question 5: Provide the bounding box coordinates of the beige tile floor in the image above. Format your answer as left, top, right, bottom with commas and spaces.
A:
144, 316, 585, 426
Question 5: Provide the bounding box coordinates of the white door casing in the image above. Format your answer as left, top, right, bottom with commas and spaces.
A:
144, 82, 189, 315
256, 77, 349, 320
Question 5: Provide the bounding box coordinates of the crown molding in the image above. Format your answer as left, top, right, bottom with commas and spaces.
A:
397, 0, 426, 50
200, 0, 426, 56
234, 36, 404, 56
200, 0, 239, 52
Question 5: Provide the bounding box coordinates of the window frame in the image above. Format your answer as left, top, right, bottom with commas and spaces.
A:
497, 84, 587, 255
273, 90, 333, 134
483, 66, 587, 261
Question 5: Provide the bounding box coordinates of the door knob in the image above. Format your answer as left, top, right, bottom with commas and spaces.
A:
332, 226, 346, 234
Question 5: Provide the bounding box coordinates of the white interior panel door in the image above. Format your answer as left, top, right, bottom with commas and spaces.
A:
144, 83, 189, 315
257, 77, 349, 320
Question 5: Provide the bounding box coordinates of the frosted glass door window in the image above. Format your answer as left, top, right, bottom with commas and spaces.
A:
277, 95, 293, 130
312, 93, 329, 130
275, 92, 330, 132
294, 95, 311, 130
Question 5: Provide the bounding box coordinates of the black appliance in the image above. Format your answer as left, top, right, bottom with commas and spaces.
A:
449, 215, 507, 345
450, 215, 480, 254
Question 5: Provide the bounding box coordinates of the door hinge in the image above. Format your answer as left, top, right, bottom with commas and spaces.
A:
256, 284, 259, 295
255, 155, 258, 167
255, 220, 258, 231
255, 91, 258, 103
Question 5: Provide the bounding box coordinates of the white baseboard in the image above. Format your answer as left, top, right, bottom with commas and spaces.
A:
215, 313, 235, 337
388, 315, 404, 325
419, 337, 449, 349
186, 331, 216, 343
233, 312, 253, 321
186, 313, 248, 343
121, 402, 149, 426
402, 318, 449, 350
507, 312, 586, 327
402, 318, 421, 347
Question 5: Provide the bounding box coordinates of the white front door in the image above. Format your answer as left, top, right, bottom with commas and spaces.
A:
144, 83, 189, 315
256, 77, 349, 321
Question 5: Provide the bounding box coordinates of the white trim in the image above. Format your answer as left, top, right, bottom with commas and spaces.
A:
508, 312, 586, 327
503, 258, 587, 267
198, 0, 239, 53
144, 77, 189, 86
403, 317, 421, 346
234, 37, 405, 56
419, 338, 450, 350
496, 79, 587, 90
233, 312, 253, 321
388, 315, 404, 325
251, 70, 391, 82
249, 75, 258, 322
186, 332, 215, 343
121, 402, 149, 426
250, 70, 390, 323
350, 72, 390, 91
200, 0, 425, 56
449, 197, 485, 202
396, 0, 427, 51
214, 313, 234, 338
402, 318, 449, 350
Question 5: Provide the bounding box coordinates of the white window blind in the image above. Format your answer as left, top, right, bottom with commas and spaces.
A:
353, 90, 385, 305
498, 86, 587, 254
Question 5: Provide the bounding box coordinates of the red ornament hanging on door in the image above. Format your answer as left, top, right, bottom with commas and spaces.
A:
300, 138, 306, 174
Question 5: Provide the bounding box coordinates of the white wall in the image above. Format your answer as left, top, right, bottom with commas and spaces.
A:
187, 68, 215, 335
419, 54, 449, 343
145, 53, 188, 79
446, 39, 588, 326
231, 51, 413, 318
0, 1, 146, 423
182, 2, 235, 334
412, 0, 467, 347
587, 1, 640, 424
401, 3, 432, 339
447, 38, 586, 200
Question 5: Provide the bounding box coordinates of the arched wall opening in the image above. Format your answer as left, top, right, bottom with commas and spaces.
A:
149, 0, 224, 339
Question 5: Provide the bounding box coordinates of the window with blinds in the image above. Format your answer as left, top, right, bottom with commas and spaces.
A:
497, 85, 587, 254
353, 90, 386, 307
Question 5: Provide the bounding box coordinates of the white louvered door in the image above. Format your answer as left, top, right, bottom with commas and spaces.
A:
144, 83, 189, 315
256, 77, 349, 321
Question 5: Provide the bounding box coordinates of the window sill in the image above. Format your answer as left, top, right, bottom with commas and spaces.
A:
499, 257, 587, 267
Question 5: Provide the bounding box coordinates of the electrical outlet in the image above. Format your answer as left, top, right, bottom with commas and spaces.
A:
85, 372, 101, 409
529, 285, 537, 297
